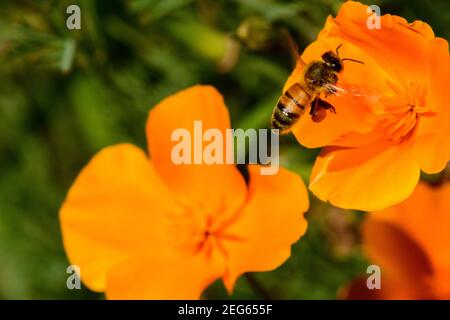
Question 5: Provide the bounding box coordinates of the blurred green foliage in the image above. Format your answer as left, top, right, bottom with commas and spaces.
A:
0, 0, 448, 299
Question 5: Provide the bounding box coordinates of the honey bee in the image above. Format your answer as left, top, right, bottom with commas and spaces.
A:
271, 44, 364, 134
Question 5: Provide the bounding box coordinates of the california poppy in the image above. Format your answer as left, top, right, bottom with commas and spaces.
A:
284, 1, 450, 211
59, 85, 309, 299
342, 182, 450, 299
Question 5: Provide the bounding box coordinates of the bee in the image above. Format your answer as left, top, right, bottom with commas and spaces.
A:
271, 43, 364, 134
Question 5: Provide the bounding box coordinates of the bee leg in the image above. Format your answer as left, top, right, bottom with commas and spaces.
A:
310, 98, 327, 122
317, 98, 337, 114
309, 98, 318, 115
328, 105, 337, 114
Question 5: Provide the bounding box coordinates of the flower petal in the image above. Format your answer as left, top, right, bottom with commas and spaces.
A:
146, 85, 247, 224
105, 249, 225, 300
361, 218, 434, 299
221, 165, 309, 292
412, 38, 450, 173
319, 1, 433, 81
369, 182, 450, 268
60, 144, 179, 291
363, 219, 433, 283
344, 182, 450, 300
309, 141, 420, 211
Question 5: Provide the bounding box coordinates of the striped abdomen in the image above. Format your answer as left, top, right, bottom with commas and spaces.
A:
271, 83, 310, 134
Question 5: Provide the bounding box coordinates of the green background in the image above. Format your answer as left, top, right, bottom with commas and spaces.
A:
0, 0, 448, 299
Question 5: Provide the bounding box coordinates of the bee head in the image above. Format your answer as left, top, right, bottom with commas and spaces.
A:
322, 51, 343, 72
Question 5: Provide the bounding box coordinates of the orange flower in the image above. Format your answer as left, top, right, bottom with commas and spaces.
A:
342, 182, 450, 299
59, 85, 309, 299
284, 1, 450, 211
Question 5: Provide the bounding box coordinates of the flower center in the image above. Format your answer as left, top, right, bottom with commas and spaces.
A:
378, 80, 432, 143
192, 216, 224, 257
163, 198, 244, 259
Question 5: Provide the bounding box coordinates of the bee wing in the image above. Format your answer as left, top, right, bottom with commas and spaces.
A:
322, 84, 349, 96
324, 83, 381, 101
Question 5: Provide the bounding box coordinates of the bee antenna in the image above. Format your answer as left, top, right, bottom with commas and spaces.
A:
341, 58, 364, 64
335, 43, 343, 56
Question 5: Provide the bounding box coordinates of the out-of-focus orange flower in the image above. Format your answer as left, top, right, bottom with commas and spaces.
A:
342, 182, 450, 300
59, 85, 309, 299
284, 1, 450, 211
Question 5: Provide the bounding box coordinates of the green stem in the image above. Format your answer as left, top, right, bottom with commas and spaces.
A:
244, 273, 274, 300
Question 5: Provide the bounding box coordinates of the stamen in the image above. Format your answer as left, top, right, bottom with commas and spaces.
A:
380, 79, 429, 142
